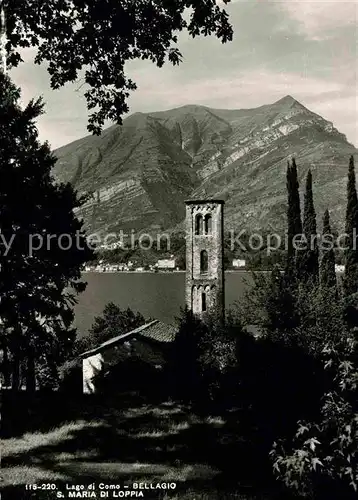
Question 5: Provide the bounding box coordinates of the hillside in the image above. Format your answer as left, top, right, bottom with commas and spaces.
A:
53, 96, 358, 237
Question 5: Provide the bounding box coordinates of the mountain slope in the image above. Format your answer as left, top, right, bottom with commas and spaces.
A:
53, 96, 357, 237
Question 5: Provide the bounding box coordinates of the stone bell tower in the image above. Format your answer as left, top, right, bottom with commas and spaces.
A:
185, 199, 225, 320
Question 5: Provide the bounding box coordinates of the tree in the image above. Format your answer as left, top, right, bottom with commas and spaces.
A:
343, 156, 358, 297
238, 156, 357, 498
286, 162, 294, 262
197, 310, 238, 409
320, 209, 337, 290
300, 169, 319, 284
239, 268, 299, 338
286, 158, 302, 279
0, 74, 94, 391
167, 306, 205, 403
3, 0, 233, 134
85, 302, 146, 349
167, 306, 239, 410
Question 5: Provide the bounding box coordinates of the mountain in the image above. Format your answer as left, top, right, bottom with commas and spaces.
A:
53, 96, 358, 238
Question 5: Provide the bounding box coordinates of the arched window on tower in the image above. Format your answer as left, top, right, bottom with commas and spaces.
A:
201, 292, 207, 312
200, 250, 208, 273
204, 214, 212, 234
195, 214, 203, 235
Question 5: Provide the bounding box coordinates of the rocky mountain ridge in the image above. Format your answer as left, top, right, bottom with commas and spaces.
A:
53, 95, 357, 238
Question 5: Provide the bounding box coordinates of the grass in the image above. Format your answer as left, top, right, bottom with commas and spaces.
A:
1, 392, 288, 500
2, 421, 103, 459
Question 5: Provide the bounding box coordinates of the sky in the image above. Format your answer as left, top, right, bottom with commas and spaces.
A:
10, 0, 358, 149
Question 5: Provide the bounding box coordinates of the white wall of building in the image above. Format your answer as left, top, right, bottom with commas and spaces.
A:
232, 259, 246, 268
83, 353, 104, 394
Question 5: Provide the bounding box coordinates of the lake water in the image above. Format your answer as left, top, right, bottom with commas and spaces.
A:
74, 271, 253, 336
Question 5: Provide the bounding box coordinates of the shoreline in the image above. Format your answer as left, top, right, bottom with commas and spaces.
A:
82, 269, 252, 275
82, 269, 343, 275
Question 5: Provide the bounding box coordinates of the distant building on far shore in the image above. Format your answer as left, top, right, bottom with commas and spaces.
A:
335, 264, 345, 273
157, 258, 176, 270
232, 258, 246, 268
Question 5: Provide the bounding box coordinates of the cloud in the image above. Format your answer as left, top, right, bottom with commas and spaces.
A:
279, 0, 358, 39
308, 94, 358, 146
124, 66, 357, 146
9, 0, 358, 149
127, 66, 342, 108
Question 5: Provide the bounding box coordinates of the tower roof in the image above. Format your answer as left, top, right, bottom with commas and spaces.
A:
185, 199, 225, 205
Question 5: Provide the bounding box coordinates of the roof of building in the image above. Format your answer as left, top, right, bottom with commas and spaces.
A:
140, 320, 177, 343
79, 319, 178, 359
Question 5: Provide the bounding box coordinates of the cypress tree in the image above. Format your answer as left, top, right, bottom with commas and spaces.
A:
291, 158, 303, 238
320, 209, 337, 290
301, 169, 319, 283
343, 155, 358, 297
286, 162, 295, 269
286, 158, 302, 278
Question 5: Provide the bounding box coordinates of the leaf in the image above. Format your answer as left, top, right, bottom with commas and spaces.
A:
6, 0, 234, 134
296, 424, 309, 437
345, 467, 353, 476
307, 437, 321, 452
324, 359, 333, 369
312, 458, 323, 471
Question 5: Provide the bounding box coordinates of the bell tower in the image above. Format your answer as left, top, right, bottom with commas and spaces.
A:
185, 199, 225, 320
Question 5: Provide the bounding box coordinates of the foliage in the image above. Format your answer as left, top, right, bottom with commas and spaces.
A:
168, 307, 239, 409
71, 302, 146, 357
167, 306, 205, 403
271, 332, 358, 499
237, 328, 327, 481
0, 74, 93, 391
246, 248, 287, 271
238, 265, 355, 496
240, 163, 340, 353
4, 0, 233, 134
237, 156, 358, 498
240, 269, 349, 359
238, 268, 299, 334
197, 310, 239, 406
291, 285, 345, 356
58, 357, 83, 394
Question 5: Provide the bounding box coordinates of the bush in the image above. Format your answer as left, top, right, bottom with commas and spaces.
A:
58, 358, 83, 394
94, 357, 164, 399
237, 269, 356, 491
167, 307, 240, 412
271, 333, 358, 499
